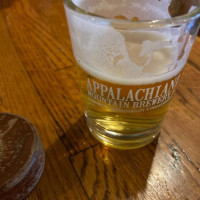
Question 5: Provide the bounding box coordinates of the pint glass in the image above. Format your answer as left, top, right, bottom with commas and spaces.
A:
63, 0, 200, 149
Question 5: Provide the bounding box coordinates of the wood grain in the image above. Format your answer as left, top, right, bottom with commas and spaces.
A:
0, 0, 199, 199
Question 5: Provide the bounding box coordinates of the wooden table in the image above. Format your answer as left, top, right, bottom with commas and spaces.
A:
0, 0, 200, 199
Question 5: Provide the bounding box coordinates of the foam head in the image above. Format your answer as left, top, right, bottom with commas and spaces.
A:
65, 0, 194, 84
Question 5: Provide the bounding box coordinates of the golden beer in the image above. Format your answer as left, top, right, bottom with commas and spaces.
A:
77, 64, 182, 149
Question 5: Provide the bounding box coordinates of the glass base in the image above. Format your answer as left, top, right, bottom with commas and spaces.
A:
86, 116, 160, 149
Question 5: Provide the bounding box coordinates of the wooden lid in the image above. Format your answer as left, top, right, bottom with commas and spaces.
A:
0, 113, 45, 200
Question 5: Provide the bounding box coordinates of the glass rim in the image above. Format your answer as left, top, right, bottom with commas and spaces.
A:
64, 0, 200, 27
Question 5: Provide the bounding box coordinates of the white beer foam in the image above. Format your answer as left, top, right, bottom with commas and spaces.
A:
73, 0, 171, 20
65, 1, 191, 85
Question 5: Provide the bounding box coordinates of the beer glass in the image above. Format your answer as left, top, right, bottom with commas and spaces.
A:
63, 0, 200, 149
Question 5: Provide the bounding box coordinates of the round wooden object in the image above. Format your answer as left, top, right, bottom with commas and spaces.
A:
0, 113, 45, 200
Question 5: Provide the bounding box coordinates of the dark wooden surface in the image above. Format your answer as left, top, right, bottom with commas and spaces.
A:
0, 0, 199, 199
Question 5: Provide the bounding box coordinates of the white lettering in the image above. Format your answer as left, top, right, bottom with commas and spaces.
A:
116, 88, 125, 101
107, 99, 113, 105
112, 100, 118, 107
87, 73, 181, 113
107, 87, 115, 99
123, 102, 130, 108
101, 96, 107, 103
146, 100, 151, 107
135, 89, 145, 101
155, 85, 162, 98
140, 101, 146, 108
157, 96, 162, 104
133, 102, 139, 108
87, 78, 92, 91
160, 83, 168, 96
145, 87, 154, 100
88, 90, 92, 97
93, 81, 100, 93
100, 84, 108, 96
152, 98, 157, 105
126, 89, 134, 101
